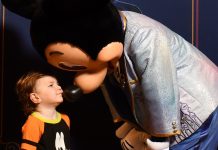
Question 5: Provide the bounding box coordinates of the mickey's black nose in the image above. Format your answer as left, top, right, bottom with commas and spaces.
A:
63, 85, 83, 102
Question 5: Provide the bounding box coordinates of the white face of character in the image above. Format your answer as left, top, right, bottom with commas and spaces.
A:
45, 42, 124, 93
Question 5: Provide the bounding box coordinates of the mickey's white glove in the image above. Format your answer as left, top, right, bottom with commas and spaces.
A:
116, 122, 149, 150
146, 138, 169, 150
116, 122, 170, 150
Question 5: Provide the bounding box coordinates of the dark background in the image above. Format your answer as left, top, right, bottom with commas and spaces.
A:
0, 0, 217, 149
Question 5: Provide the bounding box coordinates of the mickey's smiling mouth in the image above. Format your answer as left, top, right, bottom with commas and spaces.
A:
58, 62, 87, 71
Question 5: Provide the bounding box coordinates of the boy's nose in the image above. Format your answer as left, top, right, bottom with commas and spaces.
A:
57, 85, 63, 92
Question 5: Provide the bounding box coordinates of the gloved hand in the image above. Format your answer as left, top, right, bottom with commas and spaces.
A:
146, 138, 169, 150
116, 122, 170, 150
116, 122, 150, 150
63, 85, 83, 102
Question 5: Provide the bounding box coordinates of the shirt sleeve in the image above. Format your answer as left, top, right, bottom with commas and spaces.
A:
61, 114, 70, 128
21, 115, 44, 150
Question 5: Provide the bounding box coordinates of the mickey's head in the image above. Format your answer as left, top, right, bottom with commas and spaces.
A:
2, 0, 124, 59
2, 0, 125, 93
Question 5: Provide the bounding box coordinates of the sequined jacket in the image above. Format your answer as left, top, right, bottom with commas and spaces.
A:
103, 11, 218, 144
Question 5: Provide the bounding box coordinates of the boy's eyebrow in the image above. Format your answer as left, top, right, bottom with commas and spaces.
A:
49, 51, 64, 56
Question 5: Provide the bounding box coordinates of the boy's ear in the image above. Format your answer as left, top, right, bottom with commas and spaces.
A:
30, 93, 41, 104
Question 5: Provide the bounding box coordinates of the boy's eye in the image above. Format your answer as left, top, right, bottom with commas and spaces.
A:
48, 84, 53, 87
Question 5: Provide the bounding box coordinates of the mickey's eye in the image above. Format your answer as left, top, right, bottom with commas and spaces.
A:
58, 62, 87, 71
49, 51, 64, 56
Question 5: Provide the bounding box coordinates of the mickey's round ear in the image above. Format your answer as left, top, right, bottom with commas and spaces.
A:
1, 0, 111, 19
1, 0, 43, 19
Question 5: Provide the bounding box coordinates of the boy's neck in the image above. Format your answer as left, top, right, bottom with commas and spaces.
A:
36, 108, 58, 120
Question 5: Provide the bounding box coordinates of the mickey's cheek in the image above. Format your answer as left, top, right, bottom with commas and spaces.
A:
46, 57, 60, 69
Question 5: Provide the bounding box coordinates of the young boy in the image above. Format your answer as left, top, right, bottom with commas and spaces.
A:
16, 71, 72, 150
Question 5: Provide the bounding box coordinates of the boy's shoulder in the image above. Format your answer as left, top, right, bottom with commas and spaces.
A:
22, 114, 44, 132
60, 113, 70, 127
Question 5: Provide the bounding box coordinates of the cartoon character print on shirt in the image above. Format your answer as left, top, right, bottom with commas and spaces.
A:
173, 102, 202, 143
55, 132, 66, 150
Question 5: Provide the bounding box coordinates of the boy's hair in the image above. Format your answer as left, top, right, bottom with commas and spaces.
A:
16, 71, 53, 115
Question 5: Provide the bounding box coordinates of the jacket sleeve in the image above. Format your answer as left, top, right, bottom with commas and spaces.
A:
129, 26, 181, 137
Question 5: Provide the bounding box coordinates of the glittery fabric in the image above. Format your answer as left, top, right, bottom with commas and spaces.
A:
121, 11, 218, 143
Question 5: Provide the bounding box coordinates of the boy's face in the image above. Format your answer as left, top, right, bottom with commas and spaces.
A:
44, 42, 123, 93
32, 76, 63, 107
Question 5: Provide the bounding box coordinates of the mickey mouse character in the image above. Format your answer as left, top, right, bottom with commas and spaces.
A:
2, 0, 218, 149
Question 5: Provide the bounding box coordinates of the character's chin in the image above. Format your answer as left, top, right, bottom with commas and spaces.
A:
74, 67, 108, 94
